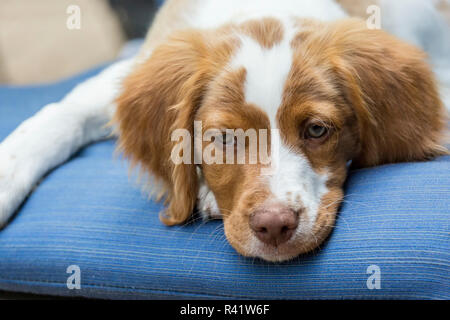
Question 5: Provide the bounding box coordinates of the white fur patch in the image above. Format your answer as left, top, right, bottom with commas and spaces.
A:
197, 182, 221, 220
196, 168, 221, 220
230, 20, 295, 126
191, 0, 347, 30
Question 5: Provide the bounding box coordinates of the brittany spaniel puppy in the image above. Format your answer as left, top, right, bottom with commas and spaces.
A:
0, 0, 448, 262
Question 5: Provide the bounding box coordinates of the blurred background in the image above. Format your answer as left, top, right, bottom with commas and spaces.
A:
0, 0, 161, 85
1, 0, 449, 85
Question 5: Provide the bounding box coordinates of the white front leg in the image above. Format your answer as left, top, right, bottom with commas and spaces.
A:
0, 58, 135, 227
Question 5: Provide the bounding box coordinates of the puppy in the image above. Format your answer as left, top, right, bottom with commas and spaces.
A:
0, 0, 448, 262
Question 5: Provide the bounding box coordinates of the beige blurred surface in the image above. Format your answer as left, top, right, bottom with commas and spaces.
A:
437, 0, 450, 23
0, 0, 125, 85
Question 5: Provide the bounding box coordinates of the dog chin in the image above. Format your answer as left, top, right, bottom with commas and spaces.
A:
244, 237, 314, 262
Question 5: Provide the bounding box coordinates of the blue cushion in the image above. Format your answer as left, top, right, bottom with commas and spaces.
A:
0, 66, 449, 299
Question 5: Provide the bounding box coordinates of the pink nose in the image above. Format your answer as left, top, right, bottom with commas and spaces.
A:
249, 203, 299, 247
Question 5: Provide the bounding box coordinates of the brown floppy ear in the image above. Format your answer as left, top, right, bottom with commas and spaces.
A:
327, 19, 448, 167
114, 31, 213, 225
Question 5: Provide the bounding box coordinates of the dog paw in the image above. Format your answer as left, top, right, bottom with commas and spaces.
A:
197, 183, 222, 220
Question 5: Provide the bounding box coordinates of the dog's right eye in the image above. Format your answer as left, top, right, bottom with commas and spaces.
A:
215, 133, 236, 146
302, 121, 332, 145
306, 124, 328, 139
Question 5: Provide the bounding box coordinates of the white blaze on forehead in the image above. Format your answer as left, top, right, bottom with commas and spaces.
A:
230, 23, 294, 126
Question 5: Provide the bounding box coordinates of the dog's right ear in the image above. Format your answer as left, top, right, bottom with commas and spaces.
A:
114, 31, 218, 225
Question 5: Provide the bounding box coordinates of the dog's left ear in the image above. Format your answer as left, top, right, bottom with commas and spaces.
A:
326, 19, 448, 167
114, 30, 216, 225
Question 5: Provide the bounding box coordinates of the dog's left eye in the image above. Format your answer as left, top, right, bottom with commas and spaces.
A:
305, 124, 328, 139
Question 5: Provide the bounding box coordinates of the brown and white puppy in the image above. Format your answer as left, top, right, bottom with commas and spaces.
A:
0, 0, 448, 262
114, 0, 448, 261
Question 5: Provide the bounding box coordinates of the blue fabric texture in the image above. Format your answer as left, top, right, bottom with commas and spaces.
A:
0, 66, 449, 299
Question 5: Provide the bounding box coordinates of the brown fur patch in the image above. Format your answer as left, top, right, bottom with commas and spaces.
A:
239, 18, 284, 49
114, 29, 238, 225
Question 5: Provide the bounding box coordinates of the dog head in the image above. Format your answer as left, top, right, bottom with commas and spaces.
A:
115, 18, 447, 262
